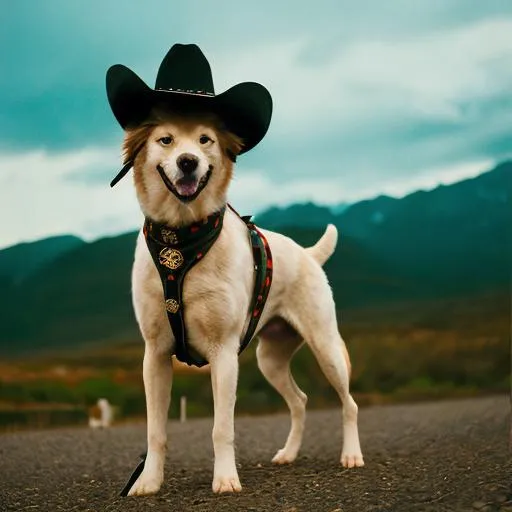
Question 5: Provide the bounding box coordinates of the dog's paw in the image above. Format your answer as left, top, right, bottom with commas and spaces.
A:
271, 448, 297, 465
127, 471, 163, 496
341, 452, 364, 468
212, 474, 242, 493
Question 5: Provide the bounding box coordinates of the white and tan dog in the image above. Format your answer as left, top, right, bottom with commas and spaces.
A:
122, 109, 364, 496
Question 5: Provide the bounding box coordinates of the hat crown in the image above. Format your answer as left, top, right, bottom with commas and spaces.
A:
155, 44, 215, 95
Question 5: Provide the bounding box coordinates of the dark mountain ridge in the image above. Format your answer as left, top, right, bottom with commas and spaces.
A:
335, 162, 511, 293
0, 235, 84, 285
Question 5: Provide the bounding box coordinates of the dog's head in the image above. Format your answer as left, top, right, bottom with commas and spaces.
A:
123, 109, 243, 224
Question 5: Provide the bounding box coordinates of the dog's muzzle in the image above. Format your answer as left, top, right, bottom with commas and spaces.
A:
156, 164, 212, 203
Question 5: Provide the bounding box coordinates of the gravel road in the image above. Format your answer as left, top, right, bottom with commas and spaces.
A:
1, 395, 510, 512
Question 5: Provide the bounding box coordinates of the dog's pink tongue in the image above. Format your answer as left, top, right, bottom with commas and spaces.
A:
176, 180, 199, 196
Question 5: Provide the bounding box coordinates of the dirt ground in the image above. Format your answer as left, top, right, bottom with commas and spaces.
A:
1, 395, 510, 512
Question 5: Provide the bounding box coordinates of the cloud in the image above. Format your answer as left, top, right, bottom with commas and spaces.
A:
0, 146, 498, 249
230, 158, 497, 211
3, 3, 512, 154
1, 1, 511, 247
212, 16, 512, 183
0, 149, 142, 248
213, 18, 512, 134
353, 159, 497, 199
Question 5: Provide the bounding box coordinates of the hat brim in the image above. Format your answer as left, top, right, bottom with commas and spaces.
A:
106, 65, 272, 154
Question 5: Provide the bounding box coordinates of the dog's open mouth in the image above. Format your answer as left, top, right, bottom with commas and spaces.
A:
156, 165, 212, 203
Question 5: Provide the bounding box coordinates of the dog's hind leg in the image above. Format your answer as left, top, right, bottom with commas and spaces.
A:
256, 321, 307, 464
285, 261, 364, 468
308, 331, 364, 468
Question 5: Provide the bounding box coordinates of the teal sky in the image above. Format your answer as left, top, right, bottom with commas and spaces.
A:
1, 1, 511, 247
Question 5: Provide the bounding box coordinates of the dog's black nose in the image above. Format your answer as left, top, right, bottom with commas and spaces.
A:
177, 153, 199, 174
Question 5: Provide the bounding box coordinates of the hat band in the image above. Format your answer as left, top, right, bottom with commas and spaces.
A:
156, 87, 215, 97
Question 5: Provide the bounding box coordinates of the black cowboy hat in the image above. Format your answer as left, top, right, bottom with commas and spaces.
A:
106, 43, 273, 187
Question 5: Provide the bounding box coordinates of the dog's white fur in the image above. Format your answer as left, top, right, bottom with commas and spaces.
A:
123, 111, 364, 496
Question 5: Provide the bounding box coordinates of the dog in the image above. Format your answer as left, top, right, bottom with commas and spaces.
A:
106, 43, 363, 497
120, 109, 364, 495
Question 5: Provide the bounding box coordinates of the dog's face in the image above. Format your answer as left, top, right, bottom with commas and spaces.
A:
148, 120, 222, 202
123, 111, 243, 224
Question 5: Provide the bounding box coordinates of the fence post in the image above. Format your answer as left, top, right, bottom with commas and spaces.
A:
180, 396, 187, 423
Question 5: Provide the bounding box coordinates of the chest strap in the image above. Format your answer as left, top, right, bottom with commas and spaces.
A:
143, 205, 273, 367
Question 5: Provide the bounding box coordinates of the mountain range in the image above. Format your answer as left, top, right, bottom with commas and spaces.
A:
0, 235, 84, 285
0, 161, 510, 356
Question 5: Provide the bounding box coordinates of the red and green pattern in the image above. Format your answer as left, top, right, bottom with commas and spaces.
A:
237, 221, 273, 354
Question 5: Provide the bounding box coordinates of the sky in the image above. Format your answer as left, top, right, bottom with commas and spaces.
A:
1, 0, 511, 248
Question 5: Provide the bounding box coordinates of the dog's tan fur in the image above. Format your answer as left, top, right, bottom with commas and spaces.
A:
124, 109, 363, 496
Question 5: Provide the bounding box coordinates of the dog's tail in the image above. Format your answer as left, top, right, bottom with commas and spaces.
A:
305, 224, 338, 265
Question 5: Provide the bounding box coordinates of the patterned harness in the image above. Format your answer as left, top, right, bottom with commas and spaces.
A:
143, 204, 273, 367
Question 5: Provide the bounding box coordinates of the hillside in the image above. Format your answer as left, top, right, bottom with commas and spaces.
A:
0, 235, 84, 285
334, 161, 512, 294
256, 161, 512, 298
0, 232, 138, 353
0, 228, 378, 354
254, 202, 337, 229
0, 161, 509, 356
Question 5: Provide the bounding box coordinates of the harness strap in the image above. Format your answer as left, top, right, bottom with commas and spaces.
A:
144, 207, 225, 367
228, 205, 273, 355
120, 453, 146, 497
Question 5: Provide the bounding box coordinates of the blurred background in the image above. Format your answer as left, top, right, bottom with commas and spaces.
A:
0, 1, 510, 430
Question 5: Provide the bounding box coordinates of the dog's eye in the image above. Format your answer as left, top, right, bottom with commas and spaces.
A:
199, 135, 213, 145
158, 136, 173, 146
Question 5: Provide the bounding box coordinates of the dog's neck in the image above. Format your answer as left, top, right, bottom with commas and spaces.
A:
138, 187, 228, 228
144, 205, 226, 246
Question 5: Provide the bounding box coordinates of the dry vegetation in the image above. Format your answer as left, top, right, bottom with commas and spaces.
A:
0, 291, 509, 430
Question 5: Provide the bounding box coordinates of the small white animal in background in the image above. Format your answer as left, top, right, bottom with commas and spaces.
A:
88, 398, 113, 428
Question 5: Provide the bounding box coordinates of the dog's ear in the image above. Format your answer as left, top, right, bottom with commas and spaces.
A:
219, 130, 244, 163
122, 124, 154, 164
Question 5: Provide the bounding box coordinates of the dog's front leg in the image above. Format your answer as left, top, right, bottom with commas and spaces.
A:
210, 346, 242, 493
128, 346, 173, 496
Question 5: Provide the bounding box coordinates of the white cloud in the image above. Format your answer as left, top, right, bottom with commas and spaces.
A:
214, 17, 512, 134
229, 169, 345, 212
361, 159, 496, 199
0, 147, 497, 249
230, 158, 496, 210
0, 149, 142, 249
0, 148, 114, 179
